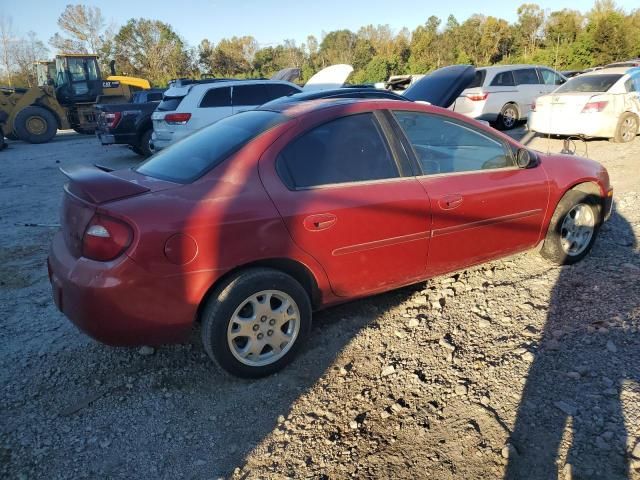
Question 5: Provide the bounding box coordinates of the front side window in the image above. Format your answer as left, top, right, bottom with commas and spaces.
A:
277, 113, 398, 189
539, 69, 564, 86
393, 111, 514, 175
266, 84, 300, 101
513, 68, 540, 85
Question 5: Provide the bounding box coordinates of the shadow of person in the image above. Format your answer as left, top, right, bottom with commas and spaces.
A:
505, 206, 639, 479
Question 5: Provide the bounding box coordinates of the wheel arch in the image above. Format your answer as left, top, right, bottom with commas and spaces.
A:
195, 257, 322, 323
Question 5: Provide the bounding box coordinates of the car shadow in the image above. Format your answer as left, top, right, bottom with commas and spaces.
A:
505, 207, 639, 479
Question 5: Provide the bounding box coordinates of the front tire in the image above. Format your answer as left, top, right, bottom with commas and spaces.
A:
496, 103, 519, 130
14, 106, 57, 144
137, 129, 153, 158
540, 190, 601, 265
612, 112, 638, 143
201, 268, 312, 378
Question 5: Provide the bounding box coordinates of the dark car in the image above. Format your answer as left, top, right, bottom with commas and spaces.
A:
96, 88, 166, 157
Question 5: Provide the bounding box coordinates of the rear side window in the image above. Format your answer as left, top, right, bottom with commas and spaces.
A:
468, 70, 487, 88
157, 96, 184, 111
277, 113, 398, 189
137, 110, 286, 183
233, 84, 269, 106
147, 92, 164, 102
513, 68, 540, 85
266, 83, 300, 101
490, 71, 515, 87
200, 86, 232, 108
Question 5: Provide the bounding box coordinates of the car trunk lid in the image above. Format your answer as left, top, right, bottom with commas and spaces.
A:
535, 92, 606, 115
303, 64, 354, 92
402, 64, 476, 107
59, 166, 176, 257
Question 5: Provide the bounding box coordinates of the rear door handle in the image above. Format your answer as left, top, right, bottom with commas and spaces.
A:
439, 194, 463, 210
303, 213, 337, 231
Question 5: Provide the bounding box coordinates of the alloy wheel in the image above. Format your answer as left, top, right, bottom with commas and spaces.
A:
621, 116, 638, 142
227, 290, 300, 367
560, 203, 595, 256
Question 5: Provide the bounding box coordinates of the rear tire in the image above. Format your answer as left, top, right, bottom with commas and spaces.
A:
612, 112, 638, 143
14, 106, 57, 144
496, 103, 519, 130
137, 129, 153, 158
201, 268, 312, 378
540, 190, 601, 265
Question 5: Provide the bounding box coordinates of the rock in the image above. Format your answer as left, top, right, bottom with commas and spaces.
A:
478, 318, 491, 329
408, 318, 420, 328
606, 340, 618, 353
439, 338, 455, 351
381, 365, 395, 377
454, 385, 468, 396
554, 401, 577, 416
195, 459, 206, 466
595, 435, 610, 450
522, 351, 535, 362
501, 443, 517, 459
631, 441, 640, 459
349, 421, 358, 429
567, 371, 581, 380
622, 262, 639, 271
380, 410, 391, 419
138, 346, 155, 356
563, 463, 573, 480
480, 396, 490, 406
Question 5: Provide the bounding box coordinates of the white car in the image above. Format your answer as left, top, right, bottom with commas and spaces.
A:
528, 67, 640, 143
452, 65, 566, 130
151, 65, 354, 151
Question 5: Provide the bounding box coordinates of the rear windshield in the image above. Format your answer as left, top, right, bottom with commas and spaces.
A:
469, 70, 487, 88
157, 95, 185, 111
137, 110, 286, 183
556, 74, 622, 93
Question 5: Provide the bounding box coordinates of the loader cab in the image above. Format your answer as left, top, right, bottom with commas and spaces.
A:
54, 54, 103, 105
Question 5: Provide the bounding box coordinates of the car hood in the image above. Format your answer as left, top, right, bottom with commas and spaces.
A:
402, 64, 476, 108
303, 64, 354, 92
271, 68, 301, 82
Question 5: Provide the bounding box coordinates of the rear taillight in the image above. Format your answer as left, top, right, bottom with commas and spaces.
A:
531, 100, 536, 112
103, 112, 122, 129
465, 92, 489, 101
164, 113, 191, 125
82, 214, 133, 261
581, 101, 608, 113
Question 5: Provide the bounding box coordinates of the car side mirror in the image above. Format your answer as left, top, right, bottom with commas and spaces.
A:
516, 148, 533, 168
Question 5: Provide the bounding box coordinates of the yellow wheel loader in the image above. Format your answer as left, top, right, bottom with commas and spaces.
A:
0, 54, 150, 144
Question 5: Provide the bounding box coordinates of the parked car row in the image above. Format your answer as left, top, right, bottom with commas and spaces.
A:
49, 64, 615, 378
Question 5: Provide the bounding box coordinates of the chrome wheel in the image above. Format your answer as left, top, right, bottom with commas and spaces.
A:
560, 203, 595, 256
502, 106, 517, 128
621, 115, 638, 142
227, 290, 300, 367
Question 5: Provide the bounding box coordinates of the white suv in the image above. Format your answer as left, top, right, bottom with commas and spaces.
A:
151, 79, 302, 150
452, 65, 566, 130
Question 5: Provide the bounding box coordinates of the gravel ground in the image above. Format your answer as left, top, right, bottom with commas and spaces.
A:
1, 129, 639, 479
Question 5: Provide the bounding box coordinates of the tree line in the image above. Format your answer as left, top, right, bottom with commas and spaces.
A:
1, 0, 639, 88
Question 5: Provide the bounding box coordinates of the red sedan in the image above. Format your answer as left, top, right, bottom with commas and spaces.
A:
48, 85, 612, 377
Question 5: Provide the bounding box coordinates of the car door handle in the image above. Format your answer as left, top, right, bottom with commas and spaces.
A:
303, 213, 337, 231
439, 194, 463, 210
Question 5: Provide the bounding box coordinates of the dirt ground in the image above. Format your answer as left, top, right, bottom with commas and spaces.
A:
0, 128, 639, 479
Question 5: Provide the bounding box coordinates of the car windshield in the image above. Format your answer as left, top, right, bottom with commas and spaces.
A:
555, 74, 622, 93
137, 110, 286, 183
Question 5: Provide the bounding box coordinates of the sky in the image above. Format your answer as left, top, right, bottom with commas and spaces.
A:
7, 0, 640, 49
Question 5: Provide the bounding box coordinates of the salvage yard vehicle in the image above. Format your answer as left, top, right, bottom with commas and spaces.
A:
96, 88, 166, 157
452, 64, 567, 130
0, 54, 150, 144
48, 66, 613, 378
150, 64, 353, 151
529, 67, 640, 143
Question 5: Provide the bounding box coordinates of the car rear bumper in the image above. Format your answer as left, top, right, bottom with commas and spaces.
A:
97, 131, 138, 146
47, 232, 195, 346
528, 111, 617, 138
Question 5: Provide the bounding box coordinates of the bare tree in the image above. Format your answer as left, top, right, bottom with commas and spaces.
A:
14, 32, 49, 86
0, 15, 16, 86
49, 4, 109, 53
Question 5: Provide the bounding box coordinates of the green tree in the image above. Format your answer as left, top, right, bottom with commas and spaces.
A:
113, 19, 190, 86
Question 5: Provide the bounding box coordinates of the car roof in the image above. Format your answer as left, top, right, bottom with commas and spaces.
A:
582, 67, 631, 75
476, 64, 549, 72
260, 87, 407, 108
258, 97, 408, 118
